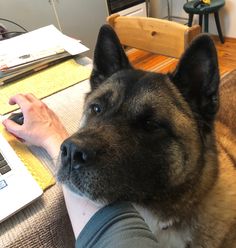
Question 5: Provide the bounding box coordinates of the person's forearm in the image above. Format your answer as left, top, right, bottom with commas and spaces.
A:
44, 136, 102, 238
62, 185, 102, 238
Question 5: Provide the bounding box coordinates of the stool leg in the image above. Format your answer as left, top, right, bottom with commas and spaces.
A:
214, 12, 225, 44
166, 0, 171, 20
188, 13, 194, 27
204, 14, 209, 33
198, 14, 203, 30
199, 14, 203, 27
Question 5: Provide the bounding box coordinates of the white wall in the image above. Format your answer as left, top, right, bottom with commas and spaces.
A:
150, 0, 236, 38
0, 1, 57, 31
55, 0, 108, 57
0, 0, 108, 57
1, 0, 235, 51
215, 0, 236, 38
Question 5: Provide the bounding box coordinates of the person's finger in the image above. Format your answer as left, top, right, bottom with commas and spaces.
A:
8, 94, 31, 108
2, 119, 23, 138
24, 93, 39, 103
25, 93, 48, 110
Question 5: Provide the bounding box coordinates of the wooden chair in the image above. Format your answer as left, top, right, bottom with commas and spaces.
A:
107, 14, 201, 59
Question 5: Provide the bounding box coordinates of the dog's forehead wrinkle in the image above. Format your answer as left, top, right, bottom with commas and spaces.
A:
124, 84, 195, 137
137, 73, 193, 120
87, 80, 124, 106
126, 82, 172, 117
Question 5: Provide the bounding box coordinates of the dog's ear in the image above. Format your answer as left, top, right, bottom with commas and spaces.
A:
90, 24, 132, 90
171, 34, 220, 124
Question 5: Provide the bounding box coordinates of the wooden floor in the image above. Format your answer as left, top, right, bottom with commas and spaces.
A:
213, 36, 236, 75
127, 35, 236, 77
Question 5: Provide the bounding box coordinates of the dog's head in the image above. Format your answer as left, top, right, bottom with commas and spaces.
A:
57, 25, 219, 208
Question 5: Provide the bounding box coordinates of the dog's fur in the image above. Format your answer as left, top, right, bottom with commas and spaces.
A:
58, 25, 236, 247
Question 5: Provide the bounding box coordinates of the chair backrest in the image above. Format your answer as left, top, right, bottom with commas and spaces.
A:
107, 14, 201, 58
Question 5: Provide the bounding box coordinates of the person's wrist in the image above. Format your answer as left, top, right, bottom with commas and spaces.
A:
42, 132, 69, 159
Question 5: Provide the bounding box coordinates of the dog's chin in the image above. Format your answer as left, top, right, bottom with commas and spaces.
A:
57, 166, 108, 205
65, 179, 84, 196
57, 165, 82, 194
63, 179, 108, 207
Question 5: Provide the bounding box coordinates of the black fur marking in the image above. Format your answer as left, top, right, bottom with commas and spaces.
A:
171, 34, 220, 124
90, 25, 132, 90
58, 25, 219, 222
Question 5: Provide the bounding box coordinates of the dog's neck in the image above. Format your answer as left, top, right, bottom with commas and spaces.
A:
133, 203, 176, 233
134, 132, 219, 225
133, 203, 192, 248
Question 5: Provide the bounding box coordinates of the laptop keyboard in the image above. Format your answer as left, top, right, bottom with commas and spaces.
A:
0, 152, 12, 175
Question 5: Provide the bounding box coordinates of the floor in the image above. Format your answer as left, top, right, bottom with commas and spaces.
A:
213, 36, 236, 74
127, 35, 236, 77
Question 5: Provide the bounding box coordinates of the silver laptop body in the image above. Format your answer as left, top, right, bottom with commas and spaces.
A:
0, 133, 43, 223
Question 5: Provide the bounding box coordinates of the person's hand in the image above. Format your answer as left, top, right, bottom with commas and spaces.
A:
2, 93, 69, 158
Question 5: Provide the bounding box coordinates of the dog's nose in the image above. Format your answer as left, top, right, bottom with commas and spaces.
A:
60, 139, 95, 168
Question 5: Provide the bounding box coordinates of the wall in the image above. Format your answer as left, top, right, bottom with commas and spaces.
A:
150, 0, 236, 38
2, 0, 235, 53
0, 0, 108, 57
55, 0, 107, 57
0, 1, 56, 31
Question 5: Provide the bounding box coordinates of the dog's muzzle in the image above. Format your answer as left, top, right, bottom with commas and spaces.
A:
60, 138, 96, 169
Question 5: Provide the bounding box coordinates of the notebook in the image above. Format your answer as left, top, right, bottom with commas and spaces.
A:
0, 133, 43, 222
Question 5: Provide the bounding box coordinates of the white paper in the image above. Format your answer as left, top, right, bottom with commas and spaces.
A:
0, 25, 89, 70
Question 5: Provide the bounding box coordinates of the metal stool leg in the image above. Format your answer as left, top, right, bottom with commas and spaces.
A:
204, 13, 209, 32
188, 13, 194, 27
214, 11, 224, 43
199, 14, 203, 27
166, 0, 171, 20
146, 0, 151, 17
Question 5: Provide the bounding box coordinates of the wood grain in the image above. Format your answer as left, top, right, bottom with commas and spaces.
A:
107, 14, 200, 58
127, 35, 236, 77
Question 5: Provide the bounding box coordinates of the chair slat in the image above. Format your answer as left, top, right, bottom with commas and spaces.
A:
107, 14, 201, 59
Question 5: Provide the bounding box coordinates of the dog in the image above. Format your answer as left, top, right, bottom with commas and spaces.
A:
57, 25, 236, 247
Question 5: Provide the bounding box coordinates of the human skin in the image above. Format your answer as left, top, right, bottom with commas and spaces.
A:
2, 93, 102, 238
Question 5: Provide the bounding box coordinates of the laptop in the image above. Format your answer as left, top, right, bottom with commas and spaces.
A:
0, 132, 43, 223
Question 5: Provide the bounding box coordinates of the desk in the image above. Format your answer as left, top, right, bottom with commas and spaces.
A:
0, 57, 91, 248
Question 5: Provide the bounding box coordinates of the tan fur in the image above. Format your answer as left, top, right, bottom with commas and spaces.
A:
217, 70, 236, 134
60, 26, 236, 247
188, 71, 236, 247
195, 126, 236, 247
138, 71, 236, 248
197, 70, 236, 247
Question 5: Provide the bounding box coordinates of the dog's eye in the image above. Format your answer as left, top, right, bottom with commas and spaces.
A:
90, 103, 102, 114
144, 120, 164, 131
145, 120, 157, 130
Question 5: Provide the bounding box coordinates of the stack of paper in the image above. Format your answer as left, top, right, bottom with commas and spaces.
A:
0, 25, 89, 85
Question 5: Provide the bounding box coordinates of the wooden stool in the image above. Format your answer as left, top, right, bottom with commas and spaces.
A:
183, 0, 225, 43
